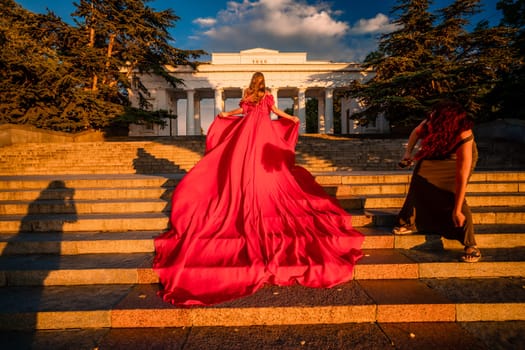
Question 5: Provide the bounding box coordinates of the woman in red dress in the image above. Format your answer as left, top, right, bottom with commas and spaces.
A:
153, 72, 364, 306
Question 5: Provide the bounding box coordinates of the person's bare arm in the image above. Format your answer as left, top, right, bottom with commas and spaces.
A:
402, 119, 426, 160
453, 130, 474, 227
271, 105, 299, 123
219, 108, 243, 118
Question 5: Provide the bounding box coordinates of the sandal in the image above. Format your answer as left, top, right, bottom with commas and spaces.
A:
392, 226, 414, 235
461, 246, 481, 263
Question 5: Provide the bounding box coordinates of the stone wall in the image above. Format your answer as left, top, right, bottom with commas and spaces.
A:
0, 124, 104, 146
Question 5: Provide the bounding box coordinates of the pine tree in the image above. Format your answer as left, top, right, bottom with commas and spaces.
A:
0, 0, 92, 131
348, 0, 437, 127
348, 0, 515, 129
487, 0, 525, 120
71, 0, 204, 113
0, 0, 204, 132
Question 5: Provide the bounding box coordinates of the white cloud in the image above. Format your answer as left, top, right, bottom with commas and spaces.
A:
350, 13, 398, 35
191, 0, 395, 61
193, 17, 217, 27
210, 0, 349, 38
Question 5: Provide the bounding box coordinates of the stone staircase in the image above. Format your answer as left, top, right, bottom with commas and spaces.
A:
0, 138, 524, 349
2, 135, 524, 175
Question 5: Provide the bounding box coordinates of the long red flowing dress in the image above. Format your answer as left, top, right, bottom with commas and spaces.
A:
153, 93, 364, 306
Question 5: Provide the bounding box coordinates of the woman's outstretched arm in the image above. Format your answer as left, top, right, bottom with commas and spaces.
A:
219, 108, 243, 118
271, 105, 299, 123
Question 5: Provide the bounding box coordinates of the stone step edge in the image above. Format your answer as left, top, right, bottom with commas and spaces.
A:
2, 303, 523, 330
2, 195, 525, 216
0, 212, 524, 234
0, 170, 522, 181
2, 206, 524, 220
1, 260, 524, 286
0, 280, 523, 330
1, 229, 524, 253
2, 167, 524, 175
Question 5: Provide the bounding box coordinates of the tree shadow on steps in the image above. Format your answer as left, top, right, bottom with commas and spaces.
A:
132, 147, 188, 218
132, 148, 185, 175
0, 180, 77, 348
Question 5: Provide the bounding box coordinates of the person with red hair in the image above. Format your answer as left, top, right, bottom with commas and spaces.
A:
393, 100, 481, 262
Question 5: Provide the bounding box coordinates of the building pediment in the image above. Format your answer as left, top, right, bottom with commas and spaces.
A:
212, 47, 307, 65
240, 48, 280, 55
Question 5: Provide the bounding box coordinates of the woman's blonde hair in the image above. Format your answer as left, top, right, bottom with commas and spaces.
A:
243, 72, 266, 104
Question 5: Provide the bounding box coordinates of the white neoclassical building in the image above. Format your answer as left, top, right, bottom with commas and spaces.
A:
128, 48, 386, 136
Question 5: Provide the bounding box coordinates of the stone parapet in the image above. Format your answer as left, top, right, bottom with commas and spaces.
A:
0, 124, 104, 146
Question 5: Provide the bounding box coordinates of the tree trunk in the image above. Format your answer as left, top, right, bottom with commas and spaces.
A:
103, 33, 115, 85
89, 27, 98, 91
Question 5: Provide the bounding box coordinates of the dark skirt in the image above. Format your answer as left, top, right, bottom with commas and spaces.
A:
395, 143, 478, 247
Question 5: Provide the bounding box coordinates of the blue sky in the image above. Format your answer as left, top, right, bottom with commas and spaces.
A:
15, 0, 503, 62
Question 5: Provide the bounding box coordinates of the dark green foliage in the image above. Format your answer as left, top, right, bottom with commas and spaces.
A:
348, 0, 516, 129
0, 0, 204, 132
487, 0, 525, 120
305, 98, 318, 133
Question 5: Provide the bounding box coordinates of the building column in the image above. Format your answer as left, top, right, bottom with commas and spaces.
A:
155, 89, 169, 136
293, 97, 298, 116
297, 88, 306, 133
165, 91, 178, 136
318, 92, 325, 134
270, 87, 279, 120
377, 113, 390, 133
168, 94, 178, 136
186, 89, 195, 136
156, 88, 168, 111
194, 94, 201, 135
214, 88, 224, 117
325, 88, 334, 134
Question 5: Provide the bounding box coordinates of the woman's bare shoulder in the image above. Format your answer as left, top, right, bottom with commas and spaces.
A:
459, 129, 473, 139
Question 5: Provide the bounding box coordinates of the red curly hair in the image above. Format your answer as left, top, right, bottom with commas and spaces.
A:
415, 100, 474, 160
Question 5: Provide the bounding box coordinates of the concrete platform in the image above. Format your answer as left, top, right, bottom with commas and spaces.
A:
4, 321, 525, 350
0, 278, 524, 331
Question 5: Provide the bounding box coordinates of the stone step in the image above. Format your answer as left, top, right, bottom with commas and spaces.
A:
2, 321, 524, 350
0, 278, 523, 330
326, 182, 523, 196
0, 231, 159, 255
0, 208, 523, 233
1, 137, 523, 342
2, 191, 524, 215
1, 172, 521, 193
1, 170, 522, 187
363, 207, 525, 226
0, 174, 182, 190
0, 248, 523, 287
2, 137, 523, 173
0, 225, 523, 255
339, 193, 525, 209
0, 213, 168, 233
314, 170, 525, 184
1, 184, 521, 206
0, 198, 168, 215
0, 187, 169, 201
391, 225, 525, 249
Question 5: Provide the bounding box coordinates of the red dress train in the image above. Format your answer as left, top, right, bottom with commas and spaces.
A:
153, 94, 363, 306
